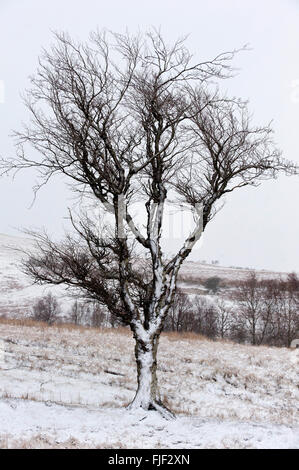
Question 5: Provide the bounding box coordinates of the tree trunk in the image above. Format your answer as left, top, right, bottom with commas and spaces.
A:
252, 321, 256, 345
127, 330, 175, 419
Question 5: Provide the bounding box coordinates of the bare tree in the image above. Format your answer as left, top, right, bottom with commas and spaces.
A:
2, 30, 297, 417
275, 276, 299, 347
193, 296, 218, 338
235, 271, 266, 345
69, 300, 86, 325
90, 302, 109, 328
32, 293, 60, 325
215, 298, 233, 339
235, 273, 283, 345
229, 275, 299, 347
164, 290, 193, 332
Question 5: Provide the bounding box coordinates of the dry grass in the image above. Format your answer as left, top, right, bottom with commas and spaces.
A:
0, 434, 90, 449
0, 315, 131, 336
0, 315, 229, 346
0, 434, 129, 449
0, 315, 256, 346
163, 331, 207, 342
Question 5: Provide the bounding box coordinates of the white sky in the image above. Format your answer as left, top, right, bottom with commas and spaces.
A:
0, 0, 299, 272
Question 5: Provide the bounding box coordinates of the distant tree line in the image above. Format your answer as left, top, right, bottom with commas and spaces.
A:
164, 272, 299, 347
31, 293, 121, 329
31, 271, 299, 348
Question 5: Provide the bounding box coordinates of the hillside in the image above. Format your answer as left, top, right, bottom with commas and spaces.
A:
0, 233, 72, 318
179, 261, 288, 282
0, 233, 290, 318
0, 319, 298, 448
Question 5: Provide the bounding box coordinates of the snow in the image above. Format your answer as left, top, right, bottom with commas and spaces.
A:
0, 400, 298, 449
0, 320, 298, 448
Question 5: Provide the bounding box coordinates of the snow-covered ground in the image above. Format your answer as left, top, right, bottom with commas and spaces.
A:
0, 320, 298, 449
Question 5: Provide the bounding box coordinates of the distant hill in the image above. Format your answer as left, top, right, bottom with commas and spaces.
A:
179, 260, 289, 282
0, 233, 71, 318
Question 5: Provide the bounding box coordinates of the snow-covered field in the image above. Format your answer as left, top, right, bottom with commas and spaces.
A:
0, 319, 298, 449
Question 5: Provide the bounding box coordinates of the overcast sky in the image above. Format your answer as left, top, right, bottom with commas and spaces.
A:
0, 0, 299, 272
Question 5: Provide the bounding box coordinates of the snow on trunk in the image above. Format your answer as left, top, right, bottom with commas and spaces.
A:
128, 328, 174, 419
